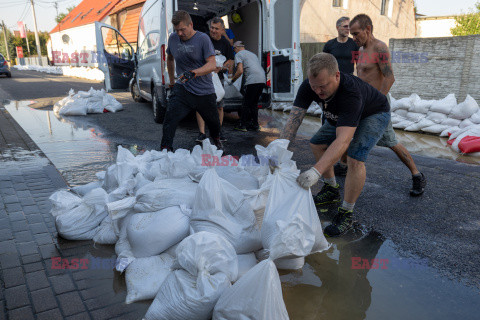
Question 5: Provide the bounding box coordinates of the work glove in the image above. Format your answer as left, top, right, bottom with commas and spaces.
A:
179, 70, 196, 83
297, 167, 322, 189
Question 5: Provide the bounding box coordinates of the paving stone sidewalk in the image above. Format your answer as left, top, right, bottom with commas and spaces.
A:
0, 106, 148, 319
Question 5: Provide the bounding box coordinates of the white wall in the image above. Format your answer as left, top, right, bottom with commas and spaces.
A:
416, 18, 456, 38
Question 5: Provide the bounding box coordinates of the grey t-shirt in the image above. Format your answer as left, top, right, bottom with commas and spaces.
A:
234, 50, 266, 86
166, 31, 215, 95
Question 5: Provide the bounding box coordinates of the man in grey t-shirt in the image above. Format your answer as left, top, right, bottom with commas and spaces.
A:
230, 41, 266, 131
160, 10, 223, 151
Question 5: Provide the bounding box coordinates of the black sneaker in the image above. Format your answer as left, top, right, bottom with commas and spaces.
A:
334, 163, 348, 176
324, 207, 354, 237
313, 183, 341, 206
410, 172, 426, 196
213, 138, 224, 151
247, 124, 261, 132
219, 129, 227, 142
234, 124, 247, 132
195, 133, 207, 143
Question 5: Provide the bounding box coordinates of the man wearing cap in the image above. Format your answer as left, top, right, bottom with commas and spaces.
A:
230, 41, 266, 132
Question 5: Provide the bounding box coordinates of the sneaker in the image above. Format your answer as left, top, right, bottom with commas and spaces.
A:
234, 124, 247, 132
323, 207, 354, 237
195, 133, 207, 143
219, 129, 227, 142
313, 183, 341, 206
247, 124, 261, 132
334, 162, 348, 176
213, 138, 224, 151
410, 172, 426, 196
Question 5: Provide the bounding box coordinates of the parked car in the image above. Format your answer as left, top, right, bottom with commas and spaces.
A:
95, 0, 302, 123
0, 54, 12, 78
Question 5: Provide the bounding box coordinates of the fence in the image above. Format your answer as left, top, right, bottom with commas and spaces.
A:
15, 56, 49, 66
300, 42, 326, 80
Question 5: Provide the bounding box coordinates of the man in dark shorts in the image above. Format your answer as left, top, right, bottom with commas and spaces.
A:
282, 53, 390, 237
195, 17, 235, 143
161, 10, 223, 151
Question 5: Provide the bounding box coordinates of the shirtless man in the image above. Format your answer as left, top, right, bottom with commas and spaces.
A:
349, 14, 426, 196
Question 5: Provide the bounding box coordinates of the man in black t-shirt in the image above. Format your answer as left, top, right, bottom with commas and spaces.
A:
196, 17, 235, 143
281, 53, 390, 237
323, 17, 359, 74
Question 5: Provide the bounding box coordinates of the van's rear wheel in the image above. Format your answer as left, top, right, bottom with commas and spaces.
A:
152, 87, 166, 124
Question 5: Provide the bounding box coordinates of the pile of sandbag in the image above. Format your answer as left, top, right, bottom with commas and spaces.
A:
53, 87, 123, 116
49, 139, 330, 319
390, 93, 480, 154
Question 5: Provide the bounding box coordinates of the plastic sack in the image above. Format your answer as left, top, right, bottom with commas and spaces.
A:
115, 214, 135, 272
409, 99, 432, 114
394, 109, 409, 118
430, 94, 457, 114
426, 111, 448, 124
422, 124, 450, 134
404, 118, 434, 132
190, 168, 262, 254
71, 181, 102, 197
458, 135, 480, 153
212, 259, 289, 320
212, 72, 225, 102
441, 118, 462, 127
49, 190, 82, 217
449, 95, 479, 120
215, 54, 227, 67
125, 253, 174, 304
470, 110, 480, 124
127, 206, 190, 258
93, 214, 118, 244
460, 118, 474, 129
405, 111, 426, 122
144, 232, 238, 320
274, 256, 305, 270
236, 253, 258, 281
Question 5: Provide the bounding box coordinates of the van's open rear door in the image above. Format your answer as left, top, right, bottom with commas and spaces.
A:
95, 22, 135, 91
267, 0, 302, 102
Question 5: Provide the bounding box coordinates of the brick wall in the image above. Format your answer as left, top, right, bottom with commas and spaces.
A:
389, 35, 480, 103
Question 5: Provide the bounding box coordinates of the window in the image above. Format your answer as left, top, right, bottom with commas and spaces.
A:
332, 0, 343, 7
381, 0, 389, 15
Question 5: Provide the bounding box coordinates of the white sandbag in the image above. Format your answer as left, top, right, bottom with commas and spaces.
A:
49, 190, 82, 217
106, 196, 136, 221
470, 110, 480, 124
449, 95, 479, 120
405, 111, 425, 122
55, 188, 109, 240
102, 93, 123, 112
144, 232, 238, 320
441, 118, 462, 127
391, 95, 415, 111
426, 111, 448, 124
390, 113, 404, 125
241, 172, 275, 228
422, 124, 450, 134
212, 72, 225, 102
92, 214, 118, 244
430, 94, 457, 114
125, 253, 174, 304
440, 126, 460, 137
191, 168, 262, 254
404, 118, 435, 132
212, 259, 289, 320
127, 206, 190, 258
409, 99, 433, 114
392, 119, 413, 129
215, 55, 227, 67
274, 256, 305, 270
57, 99, 88, 116
194, 166, 259, 191
115, 214, 135, 272
134, 178, 197, 212
224, 82, 243, 99
71, 181, 102, 197
460, 118, 474, 129
236, 253, 258, 281
394, 108, 409, 118
313, 108, 323, 116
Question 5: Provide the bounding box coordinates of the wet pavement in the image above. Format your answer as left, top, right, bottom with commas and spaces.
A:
1, 69, 480, 319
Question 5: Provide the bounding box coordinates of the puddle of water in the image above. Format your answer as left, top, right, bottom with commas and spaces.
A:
4, 101, 480, 319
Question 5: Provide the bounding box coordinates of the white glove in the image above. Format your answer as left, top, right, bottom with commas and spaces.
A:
297, 167, 322, 189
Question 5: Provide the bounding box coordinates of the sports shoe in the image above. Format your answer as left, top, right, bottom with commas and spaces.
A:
410, 172, 426, 196
213, 138, 224, 151
334, 162, 348, 176
195, 133, 207, 143
247, 124, 261, 132
234, 124, 247, 132
219, 129, 227, 142
323, 207, 354, 237
313, 183, 341, 206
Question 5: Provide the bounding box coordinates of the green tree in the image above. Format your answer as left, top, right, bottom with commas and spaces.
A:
55, 6, 76, 23
451, 2, 480, 36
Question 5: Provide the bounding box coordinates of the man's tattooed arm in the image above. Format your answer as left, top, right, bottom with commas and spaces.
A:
376, 41, 395, 95
280, 106, 307, 143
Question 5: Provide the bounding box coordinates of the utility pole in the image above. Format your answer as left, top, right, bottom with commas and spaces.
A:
25, 24, 31, 56
1, 21, 11, 62
30, 0, 43, 65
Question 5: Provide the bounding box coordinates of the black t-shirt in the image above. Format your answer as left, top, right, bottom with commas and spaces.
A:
323, 38, 359, 74
210, 36, 234, 80
293, 72, 390, 127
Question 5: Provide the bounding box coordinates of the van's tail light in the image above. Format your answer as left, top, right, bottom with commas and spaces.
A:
161, 44, 166, 85
2, 61, 7, 66
266, 52, 271, 87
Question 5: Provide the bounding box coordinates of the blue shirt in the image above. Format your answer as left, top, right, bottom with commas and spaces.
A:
166, 31, 215, 95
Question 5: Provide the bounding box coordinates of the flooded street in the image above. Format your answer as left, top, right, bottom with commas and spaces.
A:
3, 98, 480, 320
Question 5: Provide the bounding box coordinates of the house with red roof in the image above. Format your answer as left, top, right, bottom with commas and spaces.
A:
48, 0, 122, 66
107, 0, 146, 50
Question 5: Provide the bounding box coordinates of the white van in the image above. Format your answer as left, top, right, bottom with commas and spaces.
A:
95, 0, 302, 123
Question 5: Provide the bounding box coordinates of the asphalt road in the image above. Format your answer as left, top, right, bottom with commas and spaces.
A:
1, 69, 480, 289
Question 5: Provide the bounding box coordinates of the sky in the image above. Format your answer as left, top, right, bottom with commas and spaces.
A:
0, 0, 479, 33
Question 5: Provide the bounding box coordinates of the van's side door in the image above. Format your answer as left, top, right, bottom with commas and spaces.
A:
267, 0, 302, 102
95, 22, 135, 91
